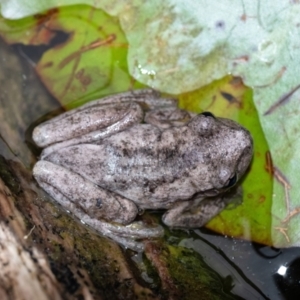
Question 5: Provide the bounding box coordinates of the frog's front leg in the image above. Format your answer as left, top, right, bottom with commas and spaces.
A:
33, 161, 164, 251
162, 188, 241, 228
33, 100, 144, 158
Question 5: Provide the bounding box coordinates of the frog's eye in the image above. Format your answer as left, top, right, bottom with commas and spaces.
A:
201, 112, 215, 118
225, 173, 237, 189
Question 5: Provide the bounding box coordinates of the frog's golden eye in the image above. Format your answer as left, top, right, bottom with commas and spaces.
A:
225, 173, 237, 189
200, 111, 215, 118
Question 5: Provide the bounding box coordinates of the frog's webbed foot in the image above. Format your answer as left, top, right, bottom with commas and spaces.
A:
33, 160, 164, 251
82, 217, 164, 252
162, 187, 242, 228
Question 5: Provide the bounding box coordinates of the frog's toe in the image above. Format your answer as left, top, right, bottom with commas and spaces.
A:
82, 216, 164, 251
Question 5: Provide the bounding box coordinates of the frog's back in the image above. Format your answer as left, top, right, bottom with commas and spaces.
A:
45, 123, 201, 207
44, 114, 253, 209
95, 124, 201, 206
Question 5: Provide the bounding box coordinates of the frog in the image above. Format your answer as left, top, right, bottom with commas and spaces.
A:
32, 89, 253, 251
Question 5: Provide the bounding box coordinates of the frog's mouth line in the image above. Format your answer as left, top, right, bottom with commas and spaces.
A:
199, 182, 237, 198
199, 188, 221, 198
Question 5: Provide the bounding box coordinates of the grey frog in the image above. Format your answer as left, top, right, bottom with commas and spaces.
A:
32, 89, 253, 251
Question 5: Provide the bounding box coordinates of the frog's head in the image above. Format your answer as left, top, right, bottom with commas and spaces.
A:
188, 112, 253, 193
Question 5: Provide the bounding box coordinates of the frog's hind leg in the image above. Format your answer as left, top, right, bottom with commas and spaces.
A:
35, 100, 144, 158
33, 160, 138, 224
34, 89, 180, 158
33, 90, 161, 149
33, 160, 163, 251
162, 188, 241, 228
98, 89, 178, 110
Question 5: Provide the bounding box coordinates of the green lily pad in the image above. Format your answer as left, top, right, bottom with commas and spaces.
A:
178, 76, 272, 245
0, 5, 144, 108
34, 6, 141, 108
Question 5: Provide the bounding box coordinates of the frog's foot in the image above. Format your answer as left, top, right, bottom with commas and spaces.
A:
81, 217, 164, 252
33, 161, 164, 251
145, 107, 194, 129
162, 188, 241, 228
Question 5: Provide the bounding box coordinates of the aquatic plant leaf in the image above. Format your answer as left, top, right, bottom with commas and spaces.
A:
179, 77, 273, 246
0, 5, 144, 107
34, 6, 139, 107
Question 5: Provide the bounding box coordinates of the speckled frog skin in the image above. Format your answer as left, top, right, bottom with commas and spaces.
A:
32, 89, 253, 250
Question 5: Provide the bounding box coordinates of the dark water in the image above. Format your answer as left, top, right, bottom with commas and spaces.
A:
187, 228, 300, 299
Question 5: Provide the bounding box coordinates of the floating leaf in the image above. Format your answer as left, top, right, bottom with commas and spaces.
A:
34, 6, 138, 107
0, 5, 144, 107
0, 10, 57, 44
178, 76, 273, 246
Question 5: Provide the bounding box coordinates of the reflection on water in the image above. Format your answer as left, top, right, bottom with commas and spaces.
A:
179, 228, 300, 300
274, 257, 300, 300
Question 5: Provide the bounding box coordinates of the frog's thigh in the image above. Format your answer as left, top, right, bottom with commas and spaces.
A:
98, 89, 178, 110
33, 161, 138, 224
34, 102, 143, 147
36, 101, 145, 158
162, 197, 228, 228
33, 161, 164, 251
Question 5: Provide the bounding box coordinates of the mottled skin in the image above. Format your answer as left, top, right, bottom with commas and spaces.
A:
32, 89, 253, 250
